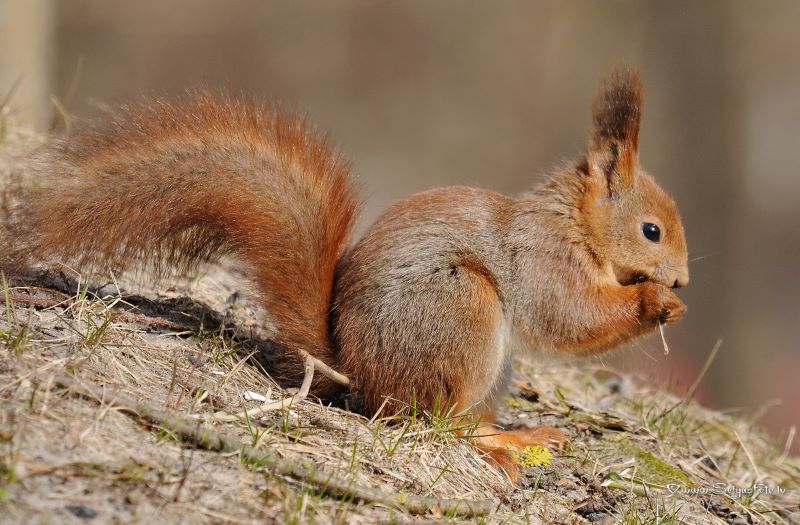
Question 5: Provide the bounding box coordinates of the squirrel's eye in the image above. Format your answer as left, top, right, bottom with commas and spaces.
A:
642, 222, 661, 243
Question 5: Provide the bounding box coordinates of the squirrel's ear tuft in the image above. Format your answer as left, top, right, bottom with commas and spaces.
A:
591, 68, 642, 149
587, 68, 642, 196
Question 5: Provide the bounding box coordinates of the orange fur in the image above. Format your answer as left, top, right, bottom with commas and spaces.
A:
8, 91, 358, 394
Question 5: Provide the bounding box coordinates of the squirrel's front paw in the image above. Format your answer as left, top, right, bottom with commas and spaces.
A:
639, 283, 687, 324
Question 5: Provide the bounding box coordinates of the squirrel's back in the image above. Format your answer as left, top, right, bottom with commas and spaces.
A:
10, 91, 359, 390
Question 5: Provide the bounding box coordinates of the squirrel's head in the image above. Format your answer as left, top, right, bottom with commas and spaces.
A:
579, 69, 689, 289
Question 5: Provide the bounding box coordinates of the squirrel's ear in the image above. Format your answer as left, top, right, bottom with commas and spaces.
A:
586, 68, 642, 196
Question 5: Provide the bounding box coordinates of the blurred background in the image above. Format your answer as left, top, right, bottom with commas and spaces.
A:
2, 0, 798, 449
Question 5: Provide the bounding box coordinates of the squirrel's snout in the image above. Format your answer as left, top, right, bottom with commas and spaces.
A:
653, 263, 689, 289
671, 269, 689, 289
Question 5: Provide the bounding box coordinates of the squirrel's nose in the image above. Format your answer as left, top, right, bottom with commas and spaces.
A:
671, 270, 689, 289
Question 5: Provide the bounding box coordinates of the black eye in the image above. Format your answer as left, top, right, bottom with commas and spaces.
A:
642, 222, 661, 243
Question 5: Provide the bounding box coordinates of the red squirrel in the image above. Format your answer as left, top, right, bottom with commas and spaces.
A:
2, 69, 688, 481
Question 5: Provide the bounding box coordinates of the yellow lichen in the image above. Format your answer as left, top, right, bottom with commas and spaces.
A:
505, 444, 552, 467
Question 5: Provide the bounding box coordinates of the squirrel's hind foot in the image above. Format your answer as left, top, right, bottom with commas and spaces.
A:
471, 424, 568, 484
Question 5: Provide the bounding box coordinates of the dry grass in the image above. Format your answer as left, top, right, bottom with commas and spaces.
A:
1, 121, 798, 524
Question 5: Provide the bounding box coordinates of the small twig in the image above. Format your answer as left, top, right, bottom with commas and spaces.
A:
210, 349, 351, 423
266, 351, 314, 410
779, 426, 796, 463
1, 75, 23, 112
8, 293, 63, 309
652, 338, 722, 424
683, 338, 723, 403
53, 374, 493, 518
658, 323, 670, 355
297, 348, 349, 387
210, 352, 315, 422
733, 429, 762, 483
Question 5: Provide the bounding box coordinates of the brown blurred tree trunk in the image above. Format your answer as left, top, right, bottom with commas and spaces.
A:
0, 0, 54, 130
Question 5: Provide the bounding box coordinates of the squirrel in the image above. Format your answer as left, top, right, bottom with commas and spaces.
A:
2, 68, 688, 481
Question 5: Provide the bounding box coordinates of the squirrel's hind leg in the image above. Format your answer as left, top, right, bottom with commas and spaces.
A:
454, 348, 567, 484
335, 250, 513, 416
464, 418, 568, 483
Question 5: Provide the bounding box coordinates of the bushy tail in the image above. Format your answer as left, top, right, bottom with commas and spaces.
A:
9, 91, 359, 394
